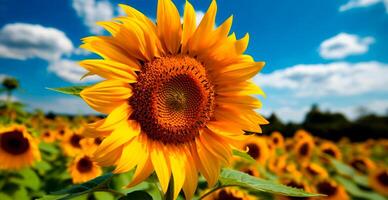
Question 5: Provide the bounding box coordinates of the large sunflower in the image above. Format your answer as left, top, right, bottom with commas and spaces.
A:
78, 0, 267, 199
0, 125, 41, 170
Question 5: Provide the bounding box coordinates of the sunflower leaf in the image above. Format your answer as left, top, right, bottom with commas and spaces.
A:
232, 149, 255, 163
334, 175, 386, 200
47, 85, 89, 97
219, 168, 323, 197
119, 191, 153, 200
49, 173, 114, 200
329, 158, 356, 177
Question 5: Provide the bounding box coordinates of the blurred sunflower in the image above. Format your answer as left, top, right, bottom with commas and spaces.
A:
40, 129, 56, 143
240, 166, 260, 177
314, 179, 349, 200
203, 187, 258, 200
242, 136, 269, 164
294, 137, 315, 161
0, 125, 41, 170
78, 0, 267, 199
270, 131, 284, 148
69, 154, 102, 183
319, 141, 342, 161
369, 168, 388, 196
80, 137, 103, 154
61, 129, 85, 157
349, 157, 376, 174
294, 129, 312, 141
268, 155, 287, 174
303, 162, 328, 180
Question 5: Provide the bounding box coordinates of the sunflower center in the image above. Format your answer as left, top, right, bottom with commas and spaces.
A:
70, 134, 82, 148
131, 56, 214, 144
0, 131, 30, 155
350, 159, 367, 173
377, 171, 388, 186
246, 143, 260, 159
317, 181, 338, 196
299, 143, 309, 156
322, 148, 336, 157
76, 156, 93, 173
216, 189, 243, 200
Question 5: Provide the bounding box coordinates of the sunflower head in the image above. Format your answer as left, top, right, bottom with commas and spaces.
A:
242, 136, 269, 164
294, 137, 315, 161
203, 187, 258, 200
40, 129, 56, 143
319, 141, 342, 161
0, 124, 41, 170
349, 157, 376, 174
61, 129, 85, 157
78, 0, 267, 199
270, 131, 284, 148
294, 129, 312, 141
69, 154, 102, 183
315, 179, 349, 200
303, 162, 328, 181
369, 168, 388, 196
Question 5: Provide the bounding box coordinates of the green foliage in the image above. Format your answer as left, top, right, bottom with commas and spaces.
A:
119, 191, 153, 200
218, 168, 323, 197
335, 176, 386, 200
232, 149, 255, 163
47, 86, 90, 97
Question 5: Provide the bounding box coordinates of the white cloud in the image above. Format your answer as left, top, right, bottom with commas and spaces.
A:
319, 33, 374, 59
72, 0, 115, 34
48, 59, 102, 83
0, 23, 73, 61
339, 0, 388, 12
255, 61, 388, 97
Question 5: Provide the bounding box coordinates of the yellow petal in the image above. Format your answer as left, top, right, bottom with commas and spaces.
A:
93, 121, 140, 164
217, 95, 262, 109
114, 137, 142, 173
182, 150, 198, 200
150, 142, 171, 193
195, 138, 220, 186
81, 36, 140, 67
216, 81, 265, 97
206, 121, 244, 137
199, 129, 232, 165
235, 33, 249, 54
80, 80, 133, 114
170, 147, 186, 200
157, 0, 182, 54
181, 1, 196, 53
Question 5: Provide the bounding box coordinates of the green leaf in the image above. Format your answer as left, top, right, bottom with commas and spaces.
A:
39, 142, 59, 154
219, 168, 323, 197
10, 168, 41, 191
47, 85, 89, 97
119, 191, 153, 200
94, 192, 115, 200
329, 158, 356, 177
335, 175, 386, 200
49, 173, 114, 200
232, 149, 255, 163
0, 193, 12, 200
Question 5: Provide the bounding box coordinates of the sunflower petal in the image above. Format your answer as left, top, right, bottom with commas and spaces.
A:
114, 137, 142, 173
169, 147, 186, 200
181, 1, 196, 53
157, 0, 182, 54
150, 142, 171, 193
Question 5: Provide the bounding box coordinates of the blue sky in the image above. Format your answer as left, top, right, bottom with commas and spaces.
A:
0, 0, 387, 122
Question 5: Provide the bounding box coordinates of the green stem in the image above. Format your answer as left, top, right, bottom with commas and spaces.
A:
198, 184, 240, 200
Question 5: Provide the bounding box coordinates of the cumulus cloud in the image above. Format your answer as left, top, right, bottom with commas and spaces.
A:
48, 59, 102, 83
319, 33, 374, 59
0, 23, 73, 61
72, 0, 115, 34
254, 61, 388, 97
340, 0, 388, 12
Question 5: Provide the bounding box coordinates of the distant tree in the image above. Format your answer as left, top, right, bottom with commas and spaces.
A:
262, 113, 285, 136
1, 77, 19, 103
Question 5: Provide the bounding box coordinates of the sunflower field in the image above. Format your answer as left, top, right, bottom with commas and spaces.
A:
1, 0, 388, 199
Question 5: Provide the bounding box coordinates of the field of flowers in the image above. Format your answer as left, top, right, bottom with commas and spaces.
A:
0, 108, 387, 199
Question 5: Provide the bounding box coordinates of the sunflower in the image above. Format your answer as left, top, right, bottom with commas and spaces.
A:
78, 0, 267, 199
369, 168, 388, 196
80, 137, 103, 154
270, 131, 284, 149
294, 129, 312, 141
303, 162, 328, 180
294, 137, 315, 161
61, 129, 85, 157
0, 125, 41, 170
203, 187, 258, 200
349, 157, 376, 174
40, 129, 56, 143
240, 166, 260, 177
242, 136, 269, 164
314, 179, 349, 200
69, 153, 102, 183
268, 155, 287, 174
319, 141, 341, 161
